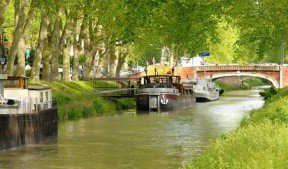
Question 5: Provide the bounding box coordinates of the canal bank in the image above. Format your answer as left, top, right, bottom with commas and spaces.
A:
30, 81, 136, 121
186, 87, 288, 168
33, 79, 262, 121
0, 90, 263, 169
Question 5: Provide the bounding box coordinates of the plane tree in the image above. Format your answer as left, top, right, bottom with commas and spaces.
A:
222, 0, 288, 64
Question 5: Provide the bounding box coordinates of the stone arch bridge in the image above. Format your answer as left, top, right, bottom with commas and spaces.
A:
174, 65, 288, 88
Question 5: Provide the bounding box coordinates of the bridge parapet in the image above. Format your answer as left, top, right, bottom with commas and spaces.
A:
196, 65, 280, 71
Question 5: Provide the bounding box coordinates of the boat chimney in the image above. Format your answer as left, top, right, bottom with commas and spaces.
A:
171, 67, 175, 76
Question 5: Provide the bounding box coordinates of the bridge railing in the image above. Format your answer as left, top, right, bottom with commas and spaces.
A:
196, 65, 280, 71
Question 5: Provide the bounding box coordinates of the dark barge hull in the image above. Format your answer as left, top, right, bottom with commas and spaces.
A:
136, 94, 196, 112
0, 107, 58, 151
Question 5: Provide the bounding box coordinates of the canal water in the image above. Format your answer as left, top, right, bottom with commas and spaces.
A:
0, 90, 264, 169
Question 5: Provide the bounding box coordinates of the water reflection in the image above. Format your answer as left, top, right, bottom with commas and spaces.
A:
0, 90, 264, 169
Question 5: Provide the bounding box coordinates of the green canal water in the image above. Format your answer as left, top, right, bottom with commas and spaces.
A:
0, 90, 264, 169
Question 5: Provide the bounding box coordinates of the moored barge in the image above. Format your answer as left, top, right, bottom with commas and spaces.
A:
136, 68, 196, 112
0, 75, 57, 151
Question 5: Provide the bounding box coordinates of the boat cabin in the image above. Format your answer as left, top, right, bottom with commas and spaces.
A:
141, 75, 181, 85
1, 76, 53, 114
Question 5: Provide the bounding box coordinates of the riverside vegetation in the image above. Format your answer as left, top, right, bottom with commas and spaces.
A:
30, 81, 136, 121
33, 78, 267, 121
186, 87, 288, 168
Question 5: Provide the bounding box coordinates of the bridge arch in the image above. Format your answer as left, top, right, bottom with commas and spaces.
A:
205, 72, 279, 88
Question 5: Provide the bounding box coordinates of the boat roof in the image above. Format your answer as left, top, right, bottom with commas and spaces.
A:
141, 74, 180, 78
27, 86, 51, 90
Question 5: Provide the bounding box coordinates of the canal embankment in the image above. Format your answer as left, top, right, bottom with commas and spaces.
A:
186, 87, 288, 168
30, 81, 136, 121
33, 79, 262, 121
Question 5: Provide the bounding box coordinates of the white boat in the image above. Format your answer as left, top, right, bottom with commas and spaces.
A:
184, 78, 219, 102
0, 75, 58, 151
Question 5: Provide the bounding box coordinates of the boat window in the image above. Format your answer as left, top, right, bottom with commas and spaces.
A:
184, 89, 190, 95
45, 91, 49, 102
4, 80, 19, 87
40, 92, 44, 103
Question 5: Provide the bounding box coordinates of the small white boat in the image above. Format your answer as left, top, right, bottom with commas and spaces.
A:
183, 78, 219, 102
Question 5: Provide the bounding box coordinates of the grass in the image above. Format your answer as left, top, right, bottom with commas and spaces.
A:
29, 80, 135, 121
185, 87, 288, 168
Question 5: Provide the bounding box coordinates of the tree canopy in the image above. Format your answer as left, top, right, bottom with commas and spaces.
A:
0, 0, 287, 80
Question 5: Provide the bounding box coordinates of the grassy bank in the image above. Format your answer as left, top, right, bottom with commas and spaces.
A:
186, 87, 288, 168
30, 81, 136, 121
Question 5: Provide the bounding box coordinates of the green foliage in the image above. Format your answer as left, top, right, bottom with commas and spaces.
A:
186, 87, 288, 169
261, 86, 279, 101
214, 81, 239, 91
242, 77, 271, 87
115, 98, 136, 110
3, 0, 288, 70
186, 121, 288, 169
93, 97, 116, 116
29, 80, 133, 121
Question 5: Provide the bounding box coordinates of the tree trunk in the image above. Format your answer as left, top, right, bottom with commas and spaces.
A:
6, 0, 29, 76
17, 5, 35, 76
72, 47, 80, 80
108, 47, 117, 77
83, 45, 97, 79
0, 0, 11, 60
30, 10, 49, 81
50, 8, 63, 81
17, 38, 26, 76
62, 44, 71, 81
95, 50, 106, 77
82, 18, 97, 80
72, 17, 86, 81
42, 42, 51, 81
115, 46, 128, 77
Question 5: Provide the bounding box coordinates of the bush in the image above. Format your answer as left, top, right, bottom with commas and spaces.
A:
93, 97, 116, 116
115, 98, 136, 110
261, 86, 278, 100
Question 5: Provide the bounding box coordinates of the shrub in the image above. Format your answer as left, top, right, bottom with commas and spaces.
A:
93, 97, 116, 116
67, 107, 83, 120
262, 86, 278, 100
115, 98, 136, 110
